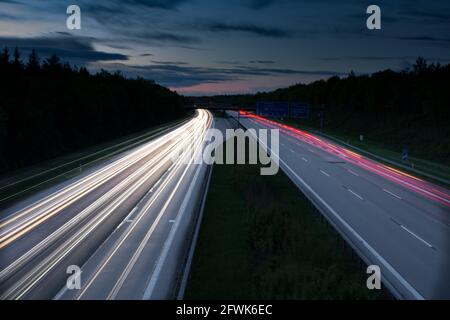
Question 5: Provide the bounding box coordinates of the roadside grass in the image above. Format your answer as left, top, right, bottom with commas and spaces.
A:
185, 140, 383, 299
277, 119, 450, 185
0, 113, 193, 207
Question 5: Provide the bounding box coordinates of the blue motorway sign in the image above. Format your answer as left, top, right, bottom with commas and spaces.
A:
256, 101, 309, 119
256, 102, 289, 118
290, 103, 309, 119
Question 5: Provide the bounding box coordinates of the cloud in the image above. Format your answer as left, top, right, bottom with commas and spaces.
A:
206, 23, 291, 38
0, 0, 23, 4
121, 0, 186, 9
85, 0, 187, 16
216, 60, 242, 65
396, 36, 450, 43
0, 34, 129, 63
401, 9, 450, 22
246, 0, 275, 10
151, 60, 189, 65
137, 31, 200, 44
249, 60, 276, 64
99, 62, 345, 88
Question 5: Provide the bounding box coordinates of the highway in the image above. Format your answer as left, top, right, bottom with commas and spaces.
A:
229, 111, 450, 299
0, 109, 213, 300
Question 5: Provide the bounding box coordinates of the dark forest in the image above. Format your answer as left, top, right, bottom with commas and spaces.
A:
0, 47, 185, 174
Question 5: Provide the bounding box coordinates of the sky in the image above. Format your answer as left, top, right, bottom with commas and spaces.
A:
0, 0, 449, 95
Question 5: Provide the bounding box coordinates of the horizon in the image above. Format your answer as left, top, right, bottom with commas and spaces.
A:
1, 1, 450, 95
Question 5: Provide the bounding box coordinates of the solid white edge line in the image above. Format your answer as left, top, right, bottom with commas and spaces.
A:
142, 152, 205, 300
142, 112, 212, 300
241, 119, 425, 300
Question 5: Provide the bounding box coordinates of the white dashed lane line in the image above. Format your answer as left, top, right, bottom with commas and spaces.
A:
348, 189, 364, 200
347, 169, 359, 177
320, 170, 330, 177
383, 189, 402, 200
391, 218, 434, 249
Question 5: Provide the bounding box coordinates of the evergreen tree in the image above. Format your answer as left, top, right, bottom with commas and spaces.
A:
413, 57, 428, 74
12, 46, 22, 69
44, 54, 61, 69
26, 48, 40, 72
0, 47, 10, 66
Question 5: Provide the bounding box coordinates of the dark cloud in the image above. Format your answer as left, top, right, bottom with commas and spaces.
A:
320, 55, 450, 64
396, 36, 450, 43
151, 60, 189, 65
100, 62, 345, 88
0, 0, 23, 4
139, 31, 200, 44
0, 34, 129, 63
85, 0, 186, 15
401, 9, 450, 22
206, 23, 291, 38
246, 0, 275, 10
0, 12, 18, 20
120, 0, 186, 9
320, 56, 413, 62
250, 60, 276, 64
216, 61, 242, 65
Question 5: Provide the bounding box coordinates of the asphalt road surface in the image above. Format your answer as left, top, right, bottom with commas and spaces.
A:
229, 111, 450, 300
0, 110, 213, 300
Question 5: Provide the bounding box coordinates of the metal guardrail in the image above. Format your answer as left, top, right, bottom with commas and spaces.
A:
0, 117, 192, 205
176, 163, 213, 300
228, 112, 418, 299
312, 131, 450, 187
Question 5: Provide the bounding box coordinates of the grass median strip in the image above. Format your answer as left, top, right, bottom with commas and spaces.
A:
185, 144, 382, 299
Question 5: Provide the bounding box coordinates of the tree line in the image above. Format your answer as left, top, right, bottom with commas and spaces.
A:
0, 47, 186, 174
205, 58, 450, 161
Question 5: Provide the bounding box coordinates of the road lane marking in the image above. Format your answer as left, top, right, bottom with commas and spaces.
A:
383, 189, 402, 200
245, 120, 425, 300
348, 189, 363, 200
7, 112, 211, 300
73, 112, 212, 300
347, 169, 359, 177
142, 136, 207, 300
106, 112, 213, 300
302, 157, 308, 162
289, 149, 295, 153
320, 170, 330, 177
400, 225, 434, 249
264, 150, 423, 299
0, 125, 189, 248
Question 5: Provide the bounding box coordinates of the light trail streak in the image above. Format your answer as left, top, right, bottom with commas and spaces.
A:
0, 110, 212, 299
0, 117, 198, 248
243, 113, 450, 207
